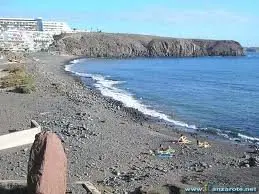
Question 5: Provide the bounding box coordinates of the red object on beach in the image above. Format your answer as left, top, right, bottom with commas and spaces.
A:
27, 132, 67, 194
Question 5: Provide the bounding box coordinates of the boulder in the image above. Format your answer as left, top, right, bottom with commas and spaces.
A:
27, 132, 67, 194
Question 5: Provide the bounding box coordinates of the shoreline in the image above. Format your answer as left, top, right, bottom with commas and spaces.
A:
64, 57, 259, 146
0, 52, 258, 193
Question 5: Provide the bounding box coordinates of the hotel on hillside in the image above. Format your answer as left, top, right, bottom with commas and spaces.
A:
0, 17, 75, 52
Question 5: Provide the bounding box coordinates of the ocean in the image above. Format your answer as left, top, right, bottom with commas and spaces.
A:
65, 53, 259, 143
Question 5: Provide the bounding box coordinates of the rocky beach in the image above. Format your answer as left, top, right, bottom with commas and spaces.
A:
0, 34, 258, 193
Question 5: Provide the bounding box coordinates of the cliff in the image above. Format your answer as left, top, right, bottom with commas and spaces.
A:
49, 32, 244, 57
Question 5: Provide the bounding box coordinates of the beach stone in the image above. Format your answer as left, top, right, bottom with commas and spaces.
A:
82, 124, 87, 130
27, 131, 67, 194
200, 162, 208, 168
248, 157, 257, 167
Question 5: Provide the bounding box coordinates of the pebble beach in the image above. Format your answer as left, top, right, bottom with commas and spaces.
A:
0, 52, 258, 193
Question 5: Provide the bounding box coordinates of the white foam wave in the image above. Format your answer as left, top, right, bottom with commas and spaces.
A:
70, 59, 81, 64
218, 131, 259, 143
65, 59, 82, 72
238, 133, 259, 142
84, 73, 196, 129
65, 62, 196, 129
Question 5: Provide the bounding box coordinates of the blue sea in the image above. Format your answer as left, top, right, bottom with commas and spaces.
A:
65, 53, 259, 143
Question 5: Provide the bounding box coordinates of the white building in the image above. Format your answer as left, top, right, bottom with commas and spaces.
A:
0, 31, 54, 52
0, 17, 73, 52
0, 18, 39, 32
42, 21, 72, 34
0, 17, 72, 33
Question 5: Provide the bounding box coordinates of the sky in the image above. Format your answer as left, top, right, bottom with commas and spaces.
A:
1, 0, 258, 46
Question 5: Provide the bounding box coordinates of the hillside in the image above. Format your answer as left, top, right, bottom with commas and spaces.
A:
49, 32, 244, 58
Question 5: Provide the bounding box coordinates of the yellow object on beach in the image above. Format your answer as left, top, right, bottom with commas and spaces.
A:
178, 136, 192, 144
198, 141, 211, 148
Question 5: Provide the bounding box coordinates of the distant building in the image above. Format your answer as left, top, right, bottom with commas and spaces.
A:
0, 31, 55, 52
0, 17, 73, 52
0, 17, 72, 33
0, 18, 40, 32
42, 21, 72, 34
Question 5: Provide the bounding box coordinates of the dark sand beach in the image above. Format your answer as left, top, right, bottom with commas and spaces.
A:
0, 53, 258, 193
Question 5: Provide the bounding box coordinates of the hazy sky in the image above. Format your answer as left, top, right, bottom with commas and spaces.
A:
1, 0, 258, 46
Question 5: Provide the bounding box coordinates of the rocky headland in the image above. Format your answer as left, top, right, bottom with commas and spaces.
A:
49, 32, 244, 58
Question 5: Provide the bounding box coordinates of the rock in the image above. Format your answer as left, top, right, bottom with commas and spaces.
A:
8, 129, 18, 133
22, 148, 29, 152
195, 168, 204, 172
27, 132, 67, 194
239, 156, 259, 167
242, 152, 250, 159
50, 33, 244, 58
200, 162, 208, 168
82, 124, 87, 130
62, 130, 71, 137
81, 134, 87, 138
132, 166, 140, 171
248, 157, 257, 167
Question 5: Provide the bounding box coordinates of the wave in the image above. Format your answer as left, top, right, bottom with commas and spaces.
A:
65, 59, 259, 143
238, 133, 259, 142
65, 59, 81, 72
94, 76, 196, 129
65, 60, 196, 130
200, 127, 259, 144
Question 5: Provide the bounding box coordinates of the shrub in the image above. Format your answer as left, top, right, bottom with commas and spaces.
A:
0, 65, 36, 93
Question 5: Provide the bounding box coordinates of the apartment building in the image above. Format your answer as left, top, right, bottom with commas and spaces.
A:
0, 17, 72, 33
0, 18, 40, 32
0, 17, 73, 52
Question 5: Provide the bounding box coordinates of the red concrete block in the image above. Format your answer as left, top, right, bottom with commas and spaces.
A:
27, 132, 67, 194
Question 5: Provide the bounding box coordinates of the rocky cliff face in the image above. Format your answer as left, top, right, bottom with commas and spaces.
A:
49, 33, 244, 57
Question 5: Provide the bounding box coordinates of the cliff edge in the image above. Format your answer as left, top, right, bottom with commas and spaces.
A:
49, 33, 244, 57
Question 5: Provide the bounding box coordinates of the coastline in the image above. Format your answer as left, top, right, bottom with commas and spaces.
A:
0, 52, 258, 193
64, 57, 259, 145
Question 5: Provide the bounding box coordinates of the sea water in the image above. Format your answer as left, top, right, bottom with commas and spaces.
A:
66, 53, 259, 143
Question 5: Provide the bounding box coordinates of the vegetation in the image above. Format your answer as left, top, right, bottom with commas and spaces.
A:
0, 65, 35, 94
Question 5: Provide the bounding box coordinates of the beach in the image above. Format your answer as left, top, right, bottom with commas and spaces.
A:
0, 53, 258, 193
